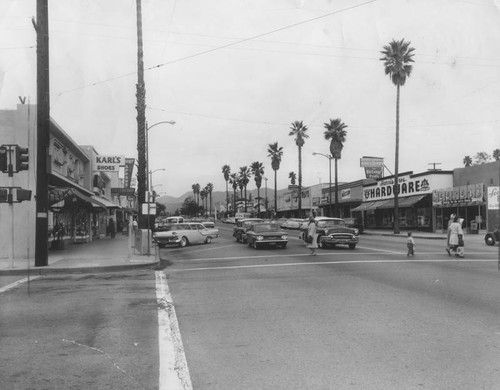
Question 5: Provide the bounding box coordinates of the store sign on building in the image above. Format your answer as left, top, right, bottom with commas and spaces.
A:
364, 173, 432, 201
94, 155, 125, 172
341, 188, 351, 200
487, 187, 499, 210
360, 156, 384, 179
123, 158, 135, 188
432, 183, 484, 207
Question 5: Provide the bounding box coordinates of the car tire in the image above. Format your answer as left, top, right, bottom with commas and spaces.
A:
349, 244, 356, 249
179, 237, 188, 247
205, 236, 212, 244
485, 235, 496, 246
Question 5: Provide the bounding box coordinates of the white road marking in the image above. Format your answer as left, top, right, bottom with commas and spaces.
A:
0, 276, 40, 293
168, 258, 496, 272
155, 271, 192, 390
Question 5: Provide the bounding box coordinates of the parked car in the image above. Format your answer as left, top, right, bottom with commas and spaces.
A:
246, 222, 288, 249
201, 221, 215, 228
153, 222, 219, 248
233, 218, 265, 243
281, 218, 305, 230
485, 229, 499, 246
300, 217, 359, 249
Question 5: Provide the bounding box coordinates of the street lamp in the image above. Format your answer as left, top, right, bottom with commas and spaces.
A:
313, 152, 333, 217
145, 121, 174, 255
264, 177, 268, 218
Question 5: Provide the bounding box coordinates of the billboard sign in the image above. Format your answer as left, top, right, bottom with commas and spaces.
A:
487, 186, 499, 210
360, 157, 384, 179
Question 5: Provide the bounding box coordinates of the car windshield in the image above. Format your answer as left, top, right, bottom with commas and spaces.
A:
253, 223, 281, 233
318, 220, 345, 228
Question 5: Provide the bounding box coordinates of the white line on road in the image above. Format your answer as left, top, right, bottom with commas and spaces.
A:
0, 276, 40, 294
168, 258, 496, 272
155, 271, 192, 390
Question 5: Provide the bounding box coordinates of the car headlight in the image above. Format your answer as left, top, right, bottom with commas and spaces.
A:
281, 235, 288, 240
354, 228, 359, 235
257, 235, 264, 241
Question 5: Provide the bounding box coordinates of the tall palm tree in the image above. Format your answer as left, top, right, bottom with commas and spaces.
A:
222, 165, 231, 213
192, 183, 200, 214
289, 121, 309, 217
267, 142, 283, 215
206, 183, 214, 217
289, 171, 296, 184
200, 189, 206, 216
493, 149, 500, 161
324, 118, 348, 218
380, 38, 415, 234
239, 166, 251, 213
250, 161, 265, 215
463, 155, 473, 167
229, 173, 238, 214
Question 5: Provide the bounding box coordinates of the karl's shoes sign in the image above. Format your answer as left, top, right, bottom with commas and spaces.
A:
94, 155, 125, 172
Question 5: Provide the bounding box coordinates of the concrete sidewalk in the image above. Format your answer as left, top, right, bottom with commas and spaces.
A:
364, 228, 486, 244
0, 233, 159, 275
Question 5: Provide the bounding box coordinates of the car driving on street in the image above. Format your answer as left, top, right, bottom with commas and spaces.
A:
153, 222, 219, 248
233, 218, 265, 243
300, 217, 359, 249
245, 222, 288, 249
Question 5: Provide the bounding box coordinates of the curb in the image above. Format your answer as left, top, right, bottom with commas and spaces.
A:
363, 232, 446, 240
0, 260, 160, 276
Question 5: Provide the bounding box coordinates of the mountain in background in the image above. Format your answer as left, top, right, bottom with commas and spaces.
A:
156, 187, 291, 214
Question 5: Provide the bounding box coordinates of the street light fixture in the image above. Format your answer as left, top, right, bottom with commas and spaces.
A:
313, 152, 333, 217
145, 121, 174, 256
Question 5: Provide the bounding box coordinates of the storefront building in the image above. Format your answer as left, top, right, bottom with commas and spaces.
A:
352, 170, 453, 232
432, 161, 500, 233
276, 183, 324, 218
318, 179, 375, 218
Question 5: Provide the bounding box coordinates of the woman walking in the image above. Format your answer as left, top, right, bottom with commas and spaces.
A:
447, 215, 464, 258
306, 216, 318, 256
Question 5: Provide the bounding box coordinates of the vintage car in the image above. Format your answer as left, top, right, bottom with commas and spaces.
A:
233, 218, 265, 243
281, 218, 305, 230
300, 217, 359, 249
153, 222, 219, 248
342, 217, 364, 235
246, 222, 288, 249
485, 229, 499, 246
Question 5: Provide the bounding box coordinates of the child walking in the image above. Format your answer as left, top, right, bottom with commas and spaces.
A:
406, 232, 415, 257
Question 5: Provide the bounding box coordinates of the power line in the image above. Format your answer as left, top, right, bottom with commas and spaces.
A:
54, 0, 377, 96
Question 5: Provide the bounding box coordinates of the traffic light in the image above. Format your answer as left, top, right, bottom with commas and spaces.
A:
15, 146, 29, 171
0, 147, 7, 173
0, 188, 7, 202
16, 189, 32, 201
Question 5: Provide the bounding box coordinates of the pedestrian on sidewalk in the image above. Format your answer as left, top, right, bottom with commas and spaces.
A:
406, 232, 415, 257
108, 218, 116, 239
306, 216, 318, 256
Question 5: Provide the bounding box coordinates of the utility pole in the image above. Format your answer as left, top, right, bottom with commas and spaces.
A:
428, 162, 442, 171
33, 0, 50, 267
136, 0, 147, 229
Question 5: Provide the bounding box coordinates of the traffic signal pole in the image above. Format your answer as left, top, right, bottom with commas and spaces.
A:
34, 0, 50, 267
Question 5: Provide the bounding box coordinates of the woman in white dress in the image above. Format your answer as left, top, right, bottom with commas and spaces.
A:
447, 215, 464, 258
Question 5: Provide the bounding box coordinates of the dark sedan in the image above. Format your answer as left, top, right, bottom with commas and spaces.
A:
246, 222, 288, 249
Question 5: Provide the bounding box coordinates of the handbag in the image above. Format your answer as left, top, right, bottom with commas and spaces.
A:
305, 234, 313, 244
458, 234, 464, 247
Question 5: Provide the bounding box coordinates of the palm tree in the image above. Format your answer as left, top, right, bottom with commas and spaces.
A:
200, 189, 206, 216
289, 171, 296, 184
324, 118, 348, 218
222, 165, 231, 213
493, 149, 500, 161
289, 121, 309, 217
206, 183, 214, 217
239, 166, 251, 212
380, 38, 415, 234
250, 161, 265, 215
267, 142, 283, 215
192, 183, 200, 214
463, 155, 473, 167
229, 173, 238, 214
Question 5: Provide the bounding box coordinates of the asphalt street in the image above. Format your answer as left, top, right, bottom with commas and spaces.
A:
1, 225, 499, 389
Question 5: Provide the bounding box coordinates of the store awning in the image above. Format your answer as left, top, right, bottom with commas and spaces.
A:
92, 195, 121, 209
49, 187, 106, 210
399, 195, 427, 207
352, 202, 377, 211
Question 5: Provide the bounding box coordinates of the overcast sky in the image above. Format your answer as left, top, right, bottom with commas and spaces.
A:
1, 0, 499, 197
